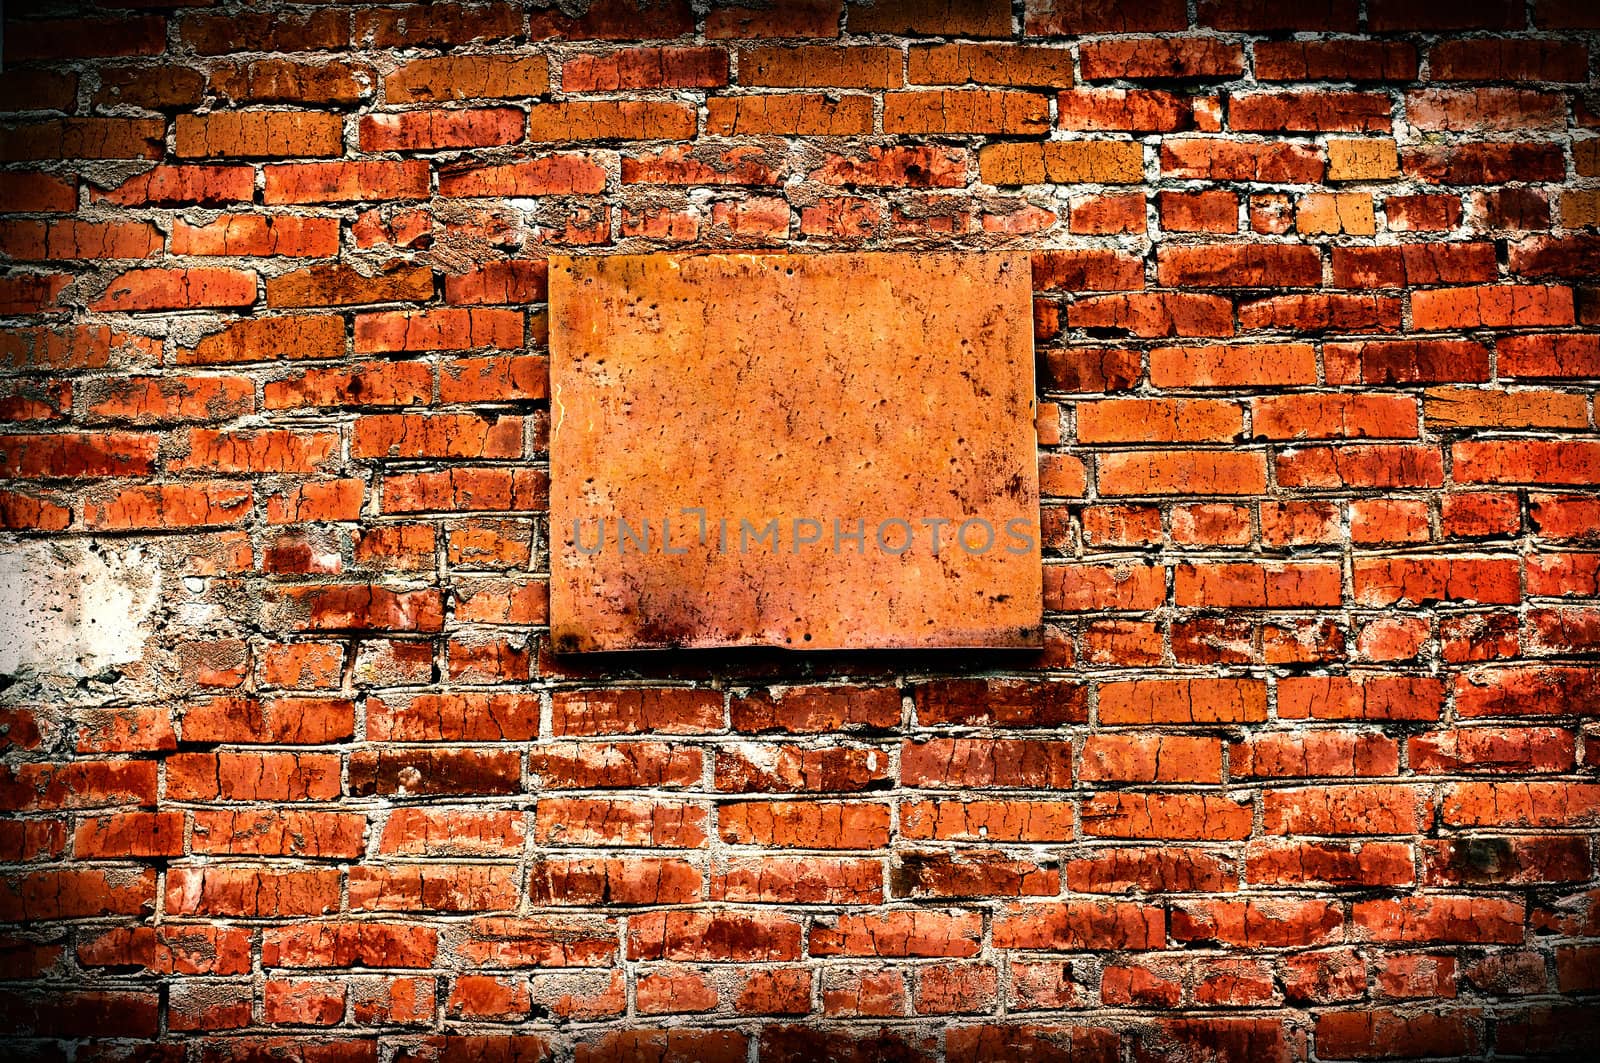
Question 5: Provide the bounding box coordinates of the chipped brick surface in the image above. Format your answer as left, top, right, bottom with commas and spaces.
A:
1, 0, 1599, 1058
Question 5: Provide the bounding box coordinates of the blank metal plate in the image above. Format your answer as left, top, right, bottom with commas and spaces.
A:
549, 251, 1040, 652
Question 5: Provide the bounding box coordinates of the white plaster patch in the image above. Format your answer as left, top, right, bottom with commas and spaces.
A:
0, 539, 161, 679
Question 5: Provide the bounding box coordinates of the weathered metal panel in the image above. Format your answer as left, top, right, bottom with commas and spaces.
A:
549, 251, 1040, 652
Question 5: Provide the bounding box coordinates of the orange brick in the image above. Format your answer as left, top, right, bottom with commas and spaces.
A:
738, 45, 902, 88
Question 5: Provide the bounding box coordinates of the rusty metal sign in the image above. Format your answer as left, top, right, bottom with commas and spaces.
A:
549, 252, 1041, 652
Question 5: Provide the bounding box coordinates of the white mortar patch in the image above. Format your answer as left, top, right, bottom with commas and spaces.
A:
0, 539, 161, 679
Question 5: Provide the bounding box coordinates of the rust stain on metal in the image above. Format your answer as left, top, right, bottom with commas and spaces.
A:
549, 251, 1040, 652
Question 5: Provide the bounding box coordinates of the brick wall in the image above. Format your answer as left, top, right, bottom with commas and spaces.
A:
2, 0, 1599, 1058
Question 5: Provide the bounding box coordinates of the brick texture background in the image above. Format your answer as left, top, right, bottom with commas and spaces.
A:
2, 0, 1600, 1058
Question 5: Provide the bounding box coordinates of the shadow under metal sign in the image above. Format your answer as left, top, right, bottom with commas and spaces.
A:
549, 251, 1041, 652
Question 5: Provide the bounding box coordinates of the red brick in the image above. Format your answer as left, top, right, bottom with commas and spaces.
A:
1175, 561, 1342, 607
95, 66, 204, 109
1159, 190, 1237, 232
738, 44, 900, 88
1252, 394, 1417, 439
82, 483, 253, 531
1353, 555, 1521, 606
1255, 40, 1416, 79
165, 751, 340, 802
1325, 339, 1490, 384
902, 799, 1074, 842
706, 0, 840, 37
635, 968, 718, 1015
351, 413, 522, 460
0, 172, 76, 213
0, 432, 158, 479
1420, 835, 1583, 888
1386, 194, 1464, 231
1057, 89, 1191, 132
1045, 563, 1164, 611
719, 800, 889, 848
194, 809, 365, 858
1510, 234, 1600, 278
74, 811, 183, 859
1264, 783, 1427, 835
172, 215, 339, 257
563, 46, 727, 91
1080, 735, 1221, 783
95, 166, 254, 207
1098, 451, 1266, 496
885, 89, 1050, 135
527, 0, 697, 40
631, 910, 803, 961
386, 55, 548, 102
166, 866, 341, 918
0, 66, 76, 111
0, 490, 71, 531
714, 743, 885, 794
359, 108, 523, 152
265, 161, 431, 204
1404, 142, 1566, 184
535, 741, 701, 788
176, 112, 342, 158
1455, 439, 1600, 486
903, 738, 1074, 788
526, 100, 695, 141
1171, 899, 1344, 948
0, 272, 70, 314
809, 910, 983, 958
1161, 138, 1324, 182
439, 155, 606, 197
93, 268, 258, 312
263, 922, 438, 968
1150, 344, 1315, 387
1069, 193, 1146, 234
381, 466, 546, 514
171, 428, 337, 474
354, 308, 523, 353
554, 687, 723, 736
1248, 840, 1414, 888
1370, 0, 1523, 29
1430, 38, 1589, 80
1316, 1010, 1480, 1060
805, 146, 967, 190
266, 361, 432, 410
979, 140, 1142, 184
1156, 244, 1322, 287
210, 59, 371, 106
994, 904, 1156, 960
0, 219, 163, 261
267, 261, 433, 309
909, 43, 1072, 87
1099, 678, 1267, 724
1277, 444, 1444, 489
0, 118, 165, 161
181, 10, 346, 53
1083, 792, 1250, 839
1077, 398, 1241, 443
1232, 92, 1393, 132
712, 855, 878, 904
1330, 243, 1497, 288
1355, 894, 1525, 946
1470, 187, 1551, 230
800, 197, 884, 237
1081, 37, 1244, 80
1502, 335, 1600, 379
351, 4, 524, 47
